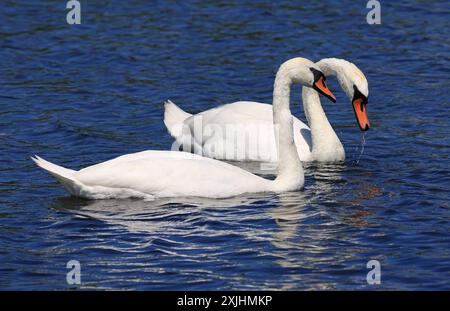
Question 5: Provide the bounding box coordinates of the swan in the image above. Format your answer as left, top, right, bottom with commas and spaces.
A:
164, 58, 370, 163
32, 57, 336, 199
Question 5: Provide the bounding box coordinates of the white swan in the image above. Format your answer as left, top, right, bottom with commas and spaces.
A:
164, 58, 370, 163
32, 57, 336, 199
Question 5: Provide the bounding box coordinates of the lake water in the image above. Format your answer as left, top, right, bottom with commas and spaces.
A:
0, 0, 449, 290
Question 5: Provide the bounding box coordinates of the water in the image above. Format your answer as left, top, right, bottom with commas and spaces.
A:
355, 132, 367, 165
0, 0, 449, 290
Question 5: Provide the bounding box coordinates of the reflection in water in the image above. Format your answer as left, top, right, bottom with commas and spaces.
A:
356, 182, 382, 200
38, 146, 445, 290
265, 164, 377, 289
268, 192, 307, 249
1, 0, 448, 291
52, 194, 265, 234
48, 160, 375, 289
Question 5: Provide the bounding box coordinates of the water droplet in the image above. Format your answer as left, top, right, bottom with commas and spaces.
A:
355, 132, 367, 164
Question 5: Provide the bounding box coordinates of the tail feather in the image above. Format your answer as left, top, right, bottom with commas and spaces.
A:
31, 156, 81, 196
163, 100, 192, 138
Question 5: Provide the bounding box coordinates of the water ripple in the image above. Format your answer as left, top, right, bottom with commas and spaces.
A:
0, 0, 449, 290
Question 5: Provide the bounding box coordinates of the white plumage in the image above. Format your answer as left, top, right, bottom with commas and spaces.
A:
164, 58, 369, 163
33, 57, 337, 199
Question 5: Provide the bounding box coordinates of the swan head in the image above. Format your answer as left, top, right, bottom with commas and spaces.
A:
316, 58, 370, 131
278, 57, 336, 103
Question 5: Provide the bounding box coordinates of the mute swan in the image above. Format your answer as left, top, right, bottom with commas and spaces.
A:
164, 58, 370, 163
32, 57, 336, 199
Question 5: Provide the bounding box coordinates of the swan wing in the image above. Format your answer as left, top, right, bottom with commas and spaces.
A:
74, 150, 270, 199
181, 101, 312, 161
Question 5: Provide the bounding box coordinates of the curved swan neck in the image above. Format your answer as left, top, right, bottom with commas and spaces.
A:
302, 59, 345, 162
302, 87, 342, 156
272, 67, 304, 191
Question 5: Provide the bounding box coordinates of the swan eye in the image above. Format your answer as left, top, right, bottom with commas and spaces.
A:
310, 67, 325, 83
353, 85, 368, 105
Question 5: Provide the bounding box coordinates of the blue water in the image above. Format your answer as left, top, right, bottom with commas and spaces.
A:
1, 0, 449, 290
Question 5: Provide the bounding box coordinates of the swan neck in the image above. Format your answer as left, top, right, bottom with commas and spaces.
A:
272, 71, 304, 191
302, 87, 343, 159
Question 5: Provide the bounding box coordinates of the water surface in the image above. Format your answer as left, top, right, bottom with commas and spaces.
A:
0, 0, 449, 290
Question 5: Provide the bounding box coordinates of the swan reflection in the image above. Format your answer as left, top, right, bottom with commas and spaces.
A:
48, 160, 375, 289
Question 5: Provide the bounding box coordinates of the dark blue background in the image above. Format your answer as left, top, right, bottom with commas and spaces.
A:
0, 0, 449, 290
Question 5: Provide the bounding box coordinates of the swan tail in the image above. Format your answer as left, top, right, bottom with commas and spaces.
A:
31, 155, 82, 196
163, 99, 192, 138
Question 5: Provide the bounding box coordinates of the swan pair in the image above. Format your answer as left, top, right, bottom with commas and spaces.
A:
33, 57, 370, 199
164, 58, 369, 163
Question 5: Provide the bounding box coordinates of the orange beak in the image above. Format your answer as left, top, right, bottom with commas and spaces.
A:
313, 75, 336, 103
352, 97, 370, 131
